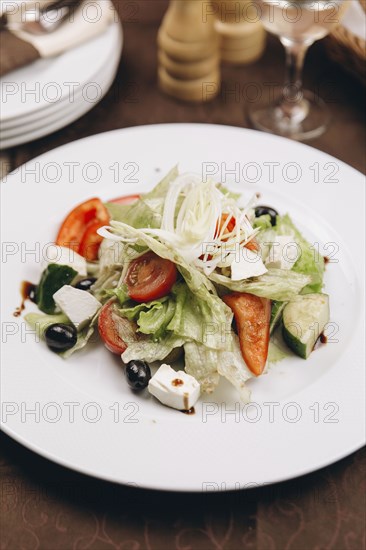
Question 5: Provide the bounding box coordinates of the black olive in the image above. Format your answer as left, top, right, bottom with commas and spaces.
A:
45, 324, 77, 353
255, 205, 279, 226
75, 277, 97, 291
125, 360, 151, 390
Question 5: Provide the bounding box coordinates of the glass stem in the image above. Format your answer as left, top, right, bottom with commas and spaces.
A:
278, 39, 310, 123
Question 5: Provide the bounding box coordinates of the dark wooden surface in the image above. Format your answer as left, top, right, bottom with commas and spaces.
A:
1, 1, 365, 549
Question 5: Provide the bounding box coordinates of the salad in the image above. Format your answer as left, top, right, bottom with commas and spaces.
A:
24, 167, 329, 410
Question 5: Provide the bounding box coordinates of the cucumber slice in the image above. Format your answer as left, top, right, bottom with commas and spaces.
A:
282, 293, 330, 359
270, 301, 287, 334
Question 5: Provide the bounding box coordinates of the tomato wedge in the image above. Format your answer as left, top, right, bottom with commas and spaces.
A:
56, 198, 109, 252
223, 292, 271, 376
125, 252, 177, 303
98, 301, 139, 355
78, 220, 105, 262
109, 194, 140, 205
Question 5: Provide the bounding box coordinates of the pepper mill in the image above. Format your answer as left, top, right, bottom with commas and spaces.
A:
214, 0, 266, 64
157, 0, 221, 102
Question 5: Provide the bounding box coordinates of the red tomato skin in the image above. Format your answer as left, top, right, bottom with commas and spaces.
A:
98, 301, 129, 355
125, 252, 177, 303
56, 198, 109, 252
109, 194, 140, 205
79, 220, 105, 262
223, 292, 271, 376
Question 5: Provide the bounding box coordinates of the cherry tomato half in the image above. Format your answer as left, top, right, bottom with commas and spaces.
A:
98, 301, 138, 355
109, 194, 140, 205
56, 198, 109, 252
125, 252, 177, 303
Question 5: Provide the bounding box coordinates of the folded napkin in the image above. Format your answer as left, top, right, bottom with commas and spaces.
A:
0, 0, 114, 77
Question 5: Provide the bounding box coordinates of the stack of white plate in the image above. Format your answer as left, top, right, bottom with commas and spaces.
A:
0, 18, 123, 149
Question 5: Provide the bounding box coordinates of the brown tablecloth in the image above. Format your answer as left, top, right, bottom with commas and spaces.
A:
1, 1, 365, 549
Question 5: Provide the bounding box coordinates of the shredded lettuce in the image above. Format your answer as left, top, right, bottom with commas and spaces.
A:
184, 342, 220, 394
105, 166, 179, 228
217, 184, 241, 201
253, 214, 272, 231
105, 284, 129, 306
28, 167, 327, 402
121, 333, 186, 364
101, 221, 233, 341
61, 313, 98, 358
184, 335, 252, 402
120, 297, 175, 340
275, 214, 325, 293
168, 283, 231, 350
119, 282, 232, 350
209, 268, 311, 302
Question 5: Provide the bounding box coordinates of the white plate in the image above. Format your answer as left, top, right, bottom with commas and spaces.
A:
0, 38, 121, 139
0, 14, 121, 123
0, 23, 123, 134
1, 124, 365, 492
0, 26, 122, 149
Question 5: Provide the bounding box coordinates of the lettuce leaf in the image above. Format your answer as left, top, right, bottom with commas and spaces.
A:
61, 315, 98, 359
120, 296, 175, 340
184, 335, 253, 402
217, 184, 241, 201
209, 268, 311, 301
104, 284, 129, 306
121, 333, 186, 363
167, 283, 231, 350
120, 297, 168, 320
105, 166, 179, 229
253, 214, 272, 231
106, 222, 233, 347
275, 214, 325, 293
184, 341, 220, 394
119, 282, 232, 350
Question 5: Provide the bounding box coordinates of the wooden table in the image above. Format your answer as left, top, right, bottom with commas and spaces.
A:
1, 2, 365, 548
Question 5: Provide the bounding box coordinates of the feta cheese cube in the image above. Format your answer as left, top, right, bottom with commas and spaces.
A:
265, 236, 299, 270
231, 248, 267, 281
53, 285, 101, 331
42, 245, 87, 276
148, 364, 200, 411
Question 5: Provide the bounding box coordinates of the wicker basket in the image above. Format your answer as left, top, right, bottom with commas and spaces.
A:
325, 0, 366, 85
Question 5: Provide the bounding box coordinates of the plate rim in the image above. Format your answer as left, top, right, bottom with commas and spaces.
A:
1, 420, 363, 493
3, 122, 366, 181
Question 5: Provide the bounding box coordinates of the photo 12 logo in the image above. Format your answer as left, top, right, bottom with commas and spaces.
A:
201, 401, 340, 424
1, 401, 140, 424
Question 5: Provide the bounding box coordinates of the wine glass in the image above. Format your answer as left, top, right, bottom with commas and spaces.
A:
249, 0, 349, 140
